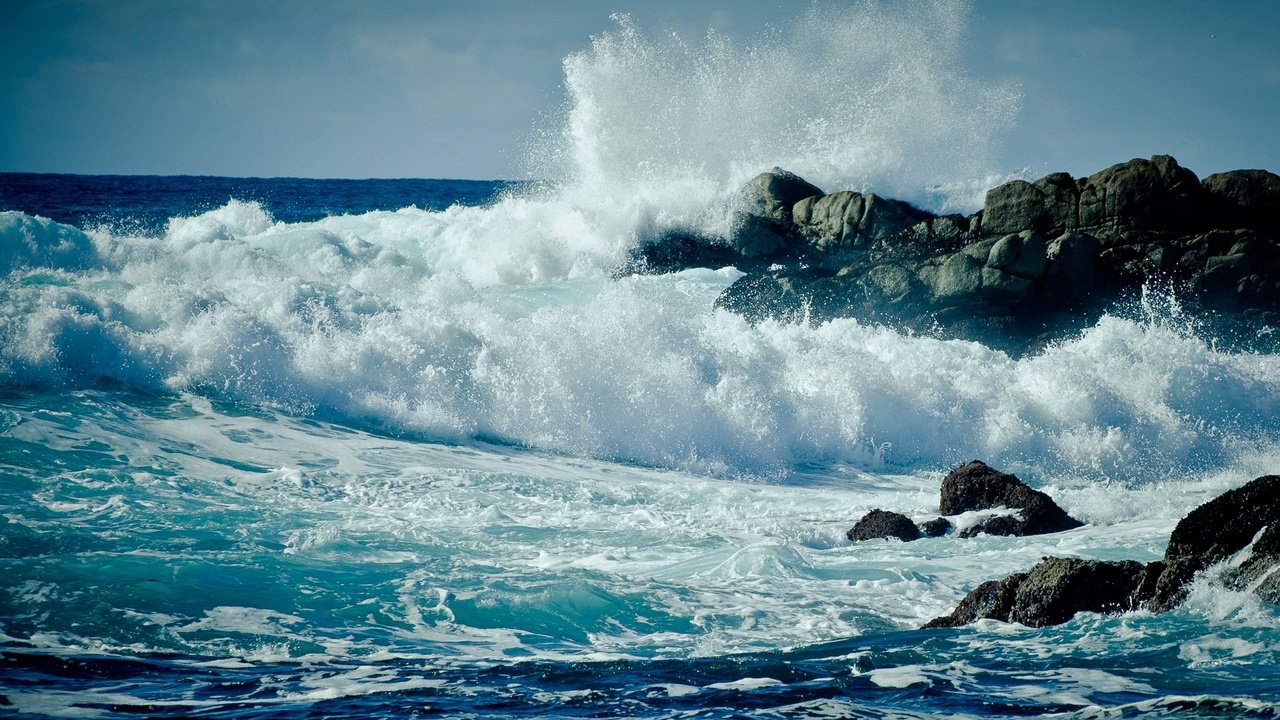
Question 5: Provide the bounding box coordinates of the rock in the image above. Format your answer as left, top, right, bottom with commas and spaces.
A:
847, 509, 922, 542
740, 168, 824, 224
1079, 154, 1207, 235
940, 460, 1084, 537
1135, 474, 1280, 611
926, 558, 1144, 628
919, 517, 953, 537
980, 173, 1079, 237
1042, 231, 1101, 303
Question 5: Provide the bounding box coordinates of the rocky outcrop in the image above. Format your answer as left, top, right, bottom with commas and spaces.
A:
927, 475, 1280, 628
847, 509, 922, 542
845, 461, 1075, 544
1135, 474, 1280, 611
625, 156, 1280, 353
940, 460, 1084, 538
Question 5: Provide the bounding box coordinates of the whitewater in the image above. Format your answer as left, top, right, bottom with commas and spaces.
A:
3, 3, 1280, 717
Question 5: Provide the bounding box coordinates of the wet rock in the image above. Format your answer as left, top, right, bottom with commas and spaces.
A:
792, 190, 932, 256
847, 509, 922, 542
940, 461, 1084, 537
623, 155, 1280, 355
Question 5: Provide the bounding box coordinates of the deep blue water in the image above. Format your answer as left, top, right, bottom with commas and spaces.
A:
2, 173, 1279, 718
0, 172, 513, 236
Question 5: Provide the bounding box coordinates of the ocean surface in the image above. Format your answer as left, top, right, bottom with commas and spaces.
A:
3, 4, 1280, 717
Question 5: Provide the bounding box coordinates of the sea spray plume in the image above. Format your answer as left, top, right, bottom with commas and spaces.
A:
526, 0, 1020, 228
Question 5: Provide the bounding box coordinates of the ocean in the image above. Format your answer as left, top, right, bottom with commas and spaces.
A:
3, 5, 1280, 717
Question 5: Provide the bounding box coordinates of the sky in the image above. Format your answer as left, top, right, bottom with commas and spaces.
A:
2, 0, 1278, 181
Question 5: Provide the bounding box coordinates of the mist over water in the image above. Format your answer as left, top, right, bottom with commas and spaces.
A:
530, 0, 1020, 227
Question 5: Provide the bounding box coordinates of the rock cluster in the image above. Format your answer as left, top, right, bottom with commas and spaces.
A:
926, 474, 1280, 628
626, 156, 1280, 352
846, 460, 1080, 542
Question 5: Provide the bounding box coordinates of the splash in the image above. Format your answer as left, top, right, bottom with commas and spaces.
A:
529, 0, 1020, 220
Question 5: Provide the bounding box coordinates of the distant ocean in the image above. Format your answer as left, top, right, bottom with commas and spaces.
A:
3, 5, 1279, 718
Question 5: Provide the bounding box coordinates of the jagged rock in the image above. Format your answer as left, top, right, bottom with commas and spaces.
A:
926, 558, 1144, 628
920, 517, 952, 537
1135, 474, 1280, 611
940, 460, 1084, 537
847, 509, 922, 542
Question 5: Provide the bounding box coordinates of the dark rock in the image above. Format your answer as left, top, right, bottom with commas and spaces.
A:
1042, 231, 1102, 304
1078, 154, 1208, 235
981, 173, 1079, 237
1163, 475, 1280, 568
619, 231, 742, 276
940, 460, 1084, 537
847, 509, 922, 542
624, 156, 1280, 355
931, 475, 1280, 628
920, 517, 953, 537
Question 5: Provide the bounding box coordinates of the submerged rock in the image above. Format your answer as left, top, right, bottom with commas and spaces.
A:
940, 460, 1083, 538
847, 509, 922, 542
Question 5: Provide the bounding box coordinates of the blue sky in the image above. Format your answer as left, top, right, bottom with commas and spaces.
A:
2, 0, 1277, 181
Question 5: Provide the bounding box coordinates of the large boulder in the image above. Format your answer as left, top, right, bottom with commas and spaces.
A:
730, 169, 824, 257
1077, 154, 1207, 235
940, 460, 1084, 537
846, 509, 922, 542
980, 172, 1079, 237
926, 558, 1144, 628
